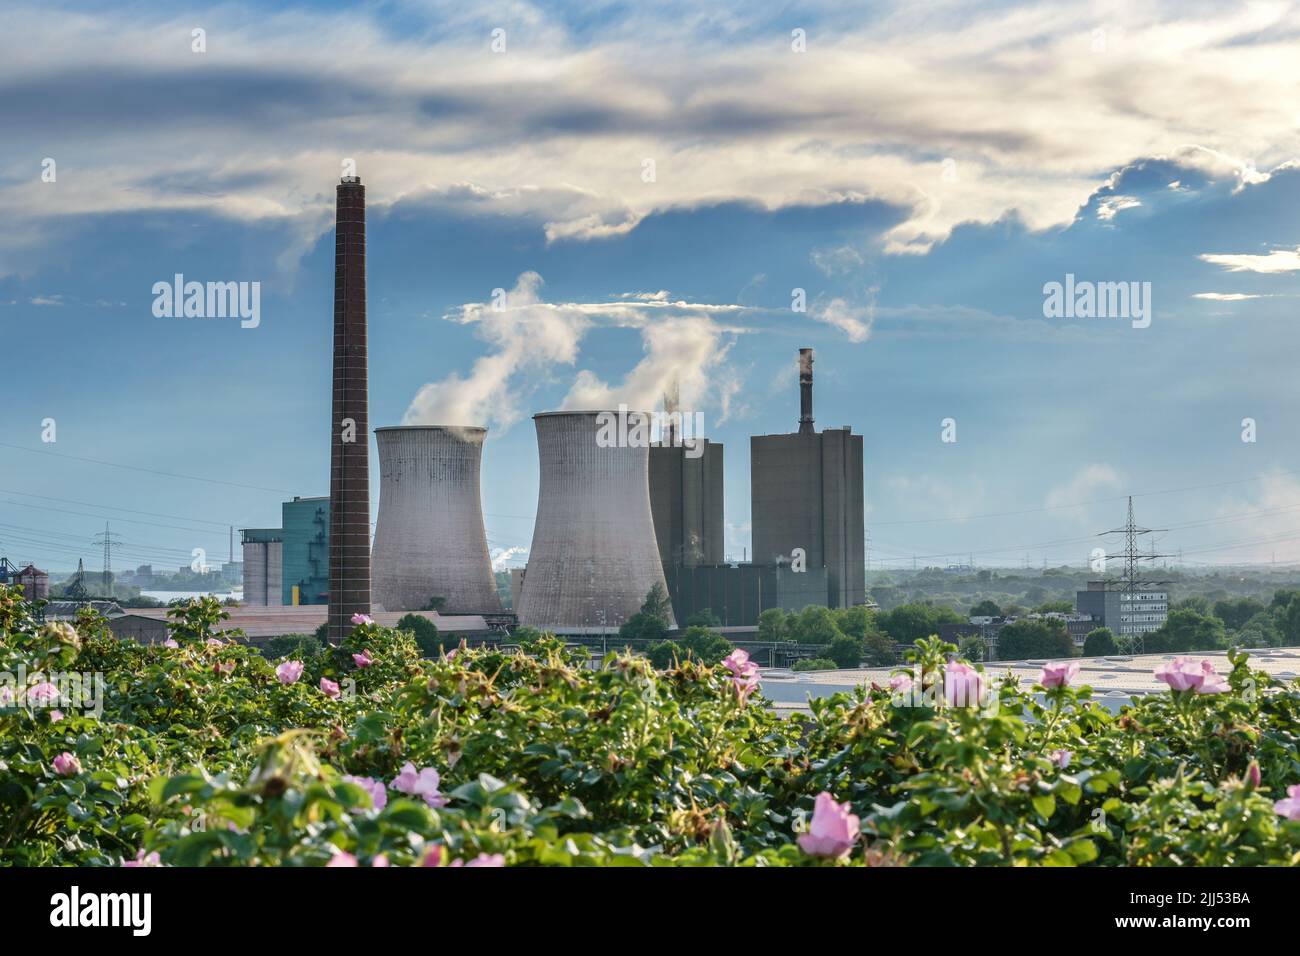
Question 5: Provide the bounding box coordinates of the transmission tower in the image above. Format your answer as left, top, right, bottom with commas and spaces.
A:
66, 558, 90, 601
92, 522, 122, 594
1097, 497, 1172, 653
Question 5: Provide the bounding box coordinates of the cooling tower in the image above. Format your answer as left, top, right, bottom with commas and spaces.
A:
517, 411, 675, 629
371, 426, 502, 613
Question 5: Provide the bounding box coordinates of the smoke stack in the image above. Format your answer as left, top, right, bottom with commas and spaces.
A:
327, 175, 371, 641
517, 411, 674, 629
372, 426, 502, 613
798, 347, 815, 435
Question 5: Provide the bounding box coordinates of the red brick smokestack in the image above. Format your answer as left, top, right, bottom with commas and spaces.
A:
327, 175, 371, 640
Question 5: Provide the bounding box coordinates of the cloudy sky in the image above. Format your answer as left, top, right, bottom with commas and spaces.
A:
3, 0, 1300, 576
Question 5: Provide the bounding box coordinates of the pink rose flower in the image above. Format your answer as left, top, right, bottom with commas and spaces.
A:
371, 854, 390, 867
888, 673, 913, 694
320, 677, 341, 699
1275, 784, 1300, 821
162, 638, 179, 648
326, 852, 359, 867
276, 660, 304, 684
350, 613, 373, 626
797, 791, 860, 859
1050, 749, 1072, 769
352, 651, 373, 669
943, 659, 984, 708
50, 710, 64, 723
52, 752, 81, 776
342, 775, 388, 812
721, 649, 761, 703
420, 845, 444, 867
27, 682, 60, 706
206, 638, 224, 647
1154, 657, 1229, 694
0, 686, 14, 707
121, 849, 162, 868
452, 853, 506, 868
1246, 761, 1262, 790
1040, 661, 1080, 688
391, 761, 448, 808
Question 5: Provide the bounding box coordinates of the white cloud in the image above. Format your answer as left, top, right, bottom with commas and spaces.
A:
1045, 464, 1122, 510
811, 297, 873, 343
1192, 292, 1265, 301
1198, 247, 1300, 274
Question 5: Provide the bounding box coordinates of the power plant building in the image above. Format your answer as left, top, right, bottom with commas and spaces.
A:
664, 562, 828, 627
750, 348, 865, 608
281, 496, 329, 606
516, 411, 674, 630
648, 438, 724, 570
241, 529, 283, 607
327, 174, 372, 641
372, 425, 502, 614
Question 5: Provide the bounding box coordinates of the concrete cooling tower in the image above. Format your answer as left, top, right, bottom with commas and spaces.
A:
371, 426, 502, 614
517, 411, 675, 630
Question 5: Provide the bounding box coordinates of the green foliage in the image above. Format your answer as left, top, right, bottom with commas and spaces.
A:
1035, 600, 1074, 614
996, 619, 1075, 661
686, 608, 721, 627
757, 608, 787, 643
791, 658, 837, 671
647, 627, 733, 668
877, 602, 964, 645
1214, 597, 1266, 631
969, 599, 1002, 617
825, 635, 864, 668
395, 613, 443, 657
259, 634, 326, 661
3, 585, 1300, 868
618, 584, 673, 643
958, 634, 985, 662
1144, 609, 1226, 654
786, 605, 843, 645
1082, 627, 1118, 657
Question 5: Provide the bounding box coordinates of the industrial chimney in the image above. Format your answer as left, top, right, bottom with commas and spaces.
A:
798, 347, 815, 435
372, 426, 502, 613
327, 175, 371, 641
516, 411, 674, 630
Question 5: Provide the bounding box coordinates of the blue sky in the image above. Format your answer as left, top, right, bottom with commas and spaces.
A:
3, 0, 1300, 575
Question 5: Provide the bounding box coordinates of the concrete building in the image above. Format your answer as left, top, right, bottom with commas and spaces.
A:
664, 562, 828, 626
517, 410, 674, 630
241, 529, 283, 607
372, 425, 502, 613
327, 174, 372, 641
750, 348, 865, 608
649, 438, 724, 571
1076, 581, 1168, 641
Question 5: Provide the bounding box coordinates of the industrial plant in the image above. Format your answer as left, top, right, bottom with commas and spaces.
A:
235, 176, 868, 639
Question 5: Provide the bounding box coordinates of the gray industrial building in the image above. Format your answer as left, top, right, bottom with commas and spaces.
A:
516, 410, 674, 630
372, 425, 502, 613
750, 348, 865, 608
664, 562, 827, 626
241, 529, 283, 606
1076, 581, 1169, 640
649, 438, 724, 570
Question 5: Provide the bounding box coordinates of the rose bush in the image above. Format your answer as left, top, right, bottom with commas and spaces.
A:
2, 587, 1299, 866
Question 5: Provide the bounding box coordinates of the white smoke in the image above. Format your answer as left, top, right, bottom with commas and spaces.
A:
403, 272, 747, 432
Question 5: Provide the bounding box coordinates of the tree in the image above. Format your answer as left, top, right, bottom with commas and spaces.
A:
825, 635, 864, 668
862, 628, 898, 666
1082, 627, 1118, 657
757, 608, 788, 643
996, 619, 1074, 661
395, 613, 443, 656
1143, 609, 1225, 653
786, 605, 843, 645
969, 599, 1001, 618
958, 634, 985, 662
1173, 595, 1212, 615
619, 584, 673, 642
259, 633, 325, 661
877, 603, 963, 645
1214, 597, 1266, 631
1035, 600, 1074, 614
677, 626, 733, 664
686, 608, 721, 627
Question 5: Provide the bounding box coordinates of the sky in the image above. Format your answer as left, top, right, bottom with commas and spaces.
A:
3, 0, 1300, 577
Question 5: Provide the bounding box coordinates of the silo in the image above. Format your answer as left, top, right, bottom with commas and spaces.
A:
517, 411, 674, 630
372, 426, 502, 613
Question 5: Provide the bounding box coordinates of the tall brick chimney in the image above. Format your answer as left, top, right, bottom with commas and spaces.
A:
327, 175, 371, 641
